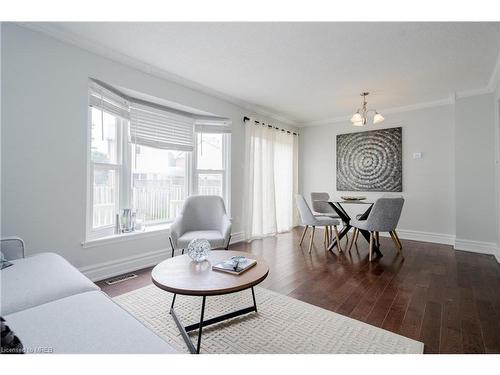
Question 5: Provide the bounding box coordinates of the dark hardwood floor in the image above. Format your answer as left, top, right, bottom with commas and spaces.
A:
97, 227, 500, 354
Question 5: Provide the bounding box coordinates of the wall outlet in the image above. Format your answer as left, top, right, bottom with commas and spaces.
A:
413, 152, 423, 160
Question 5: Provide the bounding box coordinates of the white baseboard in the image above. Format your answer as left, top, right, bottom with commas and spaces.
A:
79, 247, 171, 282
230, 231, 244, 245
454, 238, 498, 257
379, 229, 455, 245
351, 228, 500, 263
361, 228, 453, 245
80, 231, 245, 282
79, 230, 497, 282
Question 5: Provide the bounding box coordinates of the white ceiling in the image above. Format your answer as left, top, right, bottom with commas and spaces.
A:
42, 22, 500, 125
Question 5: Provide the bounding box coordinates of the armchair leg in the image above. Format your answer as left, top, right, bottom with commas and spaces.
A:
369, 232, 374, 262
308, 226, 316, 254
333, 225, 342, 252
225, 235, 232, 250
375, 232, 380, 247
182, 249, 185, 255
169, 237, 175, 258
299, 225, 309, 245
323, 226, 328, 247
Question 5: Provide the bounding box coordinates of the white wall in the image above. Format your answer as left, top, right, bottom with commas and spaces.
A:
0, 24, 294, 278
496, 88, 500, 259
300, 94, 499, 256
454, 94, 497, 246
299, 105, 456, 243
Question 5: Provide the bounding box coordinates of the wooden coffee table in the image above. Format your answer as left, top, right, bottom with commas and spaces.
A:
151, 250, 269, 354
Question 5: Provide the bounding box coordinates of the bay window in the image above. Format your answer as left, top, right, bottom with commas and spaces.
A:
86, 81, 231, 242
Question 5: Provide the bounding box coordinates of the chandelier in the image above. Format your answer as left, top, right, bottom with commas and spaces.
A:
350, 92, 384, 126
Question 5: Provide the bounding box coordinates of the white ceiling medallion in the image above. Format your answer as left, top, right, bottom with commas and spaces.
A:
350, 92, 384, 127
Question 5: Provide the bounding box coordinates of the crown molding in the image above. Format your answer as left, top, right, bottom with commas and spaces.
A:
13, 22, 500, 129
16, 22, 299, 126
299, 97, 454, 127
455, 86, 495, 99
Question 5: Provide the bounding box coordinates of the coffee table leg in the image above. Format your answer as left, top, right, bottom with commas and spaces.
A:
196, 296, 206, 354
251, 287, 257, 312
169, 288, 259, 354
171, 293, 177, 310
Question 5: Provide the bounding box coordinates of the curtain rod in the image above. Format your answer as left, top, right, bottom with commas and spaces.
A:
243, 116, 299, 136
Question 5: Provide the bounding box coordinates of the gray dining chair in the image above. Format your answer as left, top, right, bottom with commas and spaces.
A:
349, 196, 404, 261
169, 195, 232, 257
310, 192, 348, 248
296, 195, 342, 254
310, 192, 339, 218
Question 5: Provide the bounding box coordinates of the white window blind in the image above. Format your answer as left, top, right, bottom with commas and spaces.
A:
130, 102, 195, 151
194, 119, 232, 134
89, 85, 130, 120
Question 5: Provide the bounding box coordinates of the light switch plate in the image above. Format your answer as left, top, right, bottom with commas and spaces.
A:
413, 152, 423, 160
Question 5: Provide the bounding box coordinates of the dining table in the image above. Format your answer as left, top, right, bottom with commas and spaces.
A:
325, 200, 383, 257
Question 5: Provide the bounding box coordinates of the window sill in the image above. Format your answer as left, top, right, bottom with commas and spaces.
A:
82, 223, 171, 249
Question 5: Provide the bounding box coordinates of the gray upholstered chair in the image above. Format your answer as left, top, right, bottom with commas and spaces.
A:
1, 237, 25, 261
349, 196, 405, 261
310, 192, 348, 248
169, 195, 232, 257
296, 195, 342, 253
310, 192, 339, 218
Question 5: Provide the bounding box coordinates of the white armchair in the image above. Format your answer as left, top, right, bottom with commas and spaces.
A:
169, 195, 232, 257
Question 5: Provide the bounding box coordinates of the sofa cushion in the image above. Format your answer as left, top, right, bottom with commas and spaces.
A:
5, 291, 177, 354
177, 230, 226, 249
0, 253, 99, 315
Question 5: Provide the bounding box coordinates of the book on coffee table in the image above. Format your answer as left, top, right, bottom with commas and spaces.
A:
212, 256, 257, 275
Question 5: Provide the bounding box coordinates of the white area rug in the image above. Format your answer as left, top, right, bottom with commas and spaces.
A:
114, 285, 424, 354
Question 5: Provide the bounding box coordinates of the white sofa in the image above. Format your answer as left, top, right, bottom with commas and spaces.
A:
1, 248, 177, 354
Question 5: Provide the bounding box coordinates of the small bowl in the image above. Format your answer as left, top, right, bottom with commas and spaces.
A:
341, 196, 367, 201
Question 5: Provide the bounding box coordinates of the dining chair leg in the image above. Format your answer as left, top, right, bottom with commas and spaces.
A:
333, 225, 342, 252
348, 228, 357, 253
353, 228, 360, 248
299, 225, 309, 245
393, 230, 403, 249
369, 232, 374, 262
389, 231, 399, 249
309, 226, 316, 254
390, 230, 404, 258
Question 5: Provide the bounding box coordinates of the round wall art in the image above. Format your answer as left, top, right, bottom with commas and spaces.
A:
336, 127, 402, 192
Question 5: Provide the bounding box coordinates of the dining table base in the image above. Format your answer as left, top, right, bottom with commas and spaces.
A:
326, 201, 383, 257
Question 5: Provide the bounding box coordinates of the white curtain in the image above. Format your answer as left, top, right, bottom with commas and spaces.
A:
243, 118, 298, 240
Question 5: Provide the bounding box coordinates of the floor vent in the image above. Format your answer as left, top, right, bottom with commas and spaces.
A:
104, 273, 138, 285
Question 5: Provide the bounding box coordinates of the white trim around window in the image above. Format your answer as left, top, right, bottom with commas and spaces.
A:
84, 86, 232, 243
